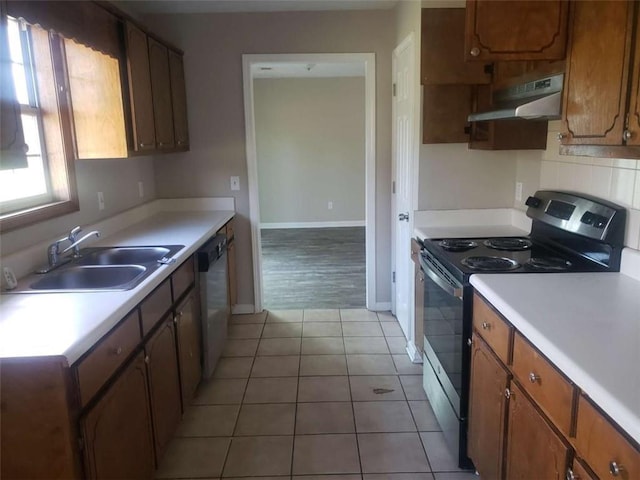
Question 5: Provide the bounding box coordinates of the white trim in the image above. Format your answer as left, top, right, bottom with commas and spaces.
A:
370, 302, 392, 311
406, 341, 423, 364
242, 53, 377, 312
260, 220, 365, 229
231, 304, 257, 315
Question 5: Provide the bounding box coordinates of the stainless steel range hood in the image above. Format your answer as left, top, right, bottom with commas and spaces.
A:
468, 73, 564, 122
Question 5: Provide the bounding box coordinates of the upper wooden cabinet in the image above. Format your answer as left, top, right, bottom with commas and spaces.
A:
148, 37, 175, 150
421, 8, 490, 85
124, 21, 190, 155
168, 49, 190, 150
124, 22, 156, 153
465, 0, 569, 61
560, 1, 640, 157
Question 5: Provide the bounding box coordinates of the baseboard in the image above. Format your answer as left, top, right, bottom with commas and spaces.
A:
260, 220, 365, 229
406, 341, 423, 364
231, 304, 256, 314
369, 302, 392, 311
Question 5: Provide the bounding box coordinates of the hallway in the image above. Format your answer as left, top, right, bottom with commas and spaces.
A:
156, 309, 476, 479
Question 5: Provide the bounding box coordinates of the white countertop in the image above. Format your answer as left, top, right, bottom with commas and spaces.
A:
415, 224, 529, 240
0, 210, 234, 364
471, 272, 640, 444
413, 208, 531, 241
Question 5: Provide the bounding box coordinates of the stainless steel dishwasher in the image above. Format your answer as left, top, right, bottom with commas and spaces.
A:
197, 234, 229, 379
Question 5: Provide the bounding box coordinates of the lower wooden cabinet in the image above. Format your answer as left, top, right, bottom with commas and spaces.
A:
80, 353, 155, 479
467, 335, 510, 480
145, 317, 182, 463
504, 382, 569, 479
469, 293, 640, 480
175, 291, 202, 407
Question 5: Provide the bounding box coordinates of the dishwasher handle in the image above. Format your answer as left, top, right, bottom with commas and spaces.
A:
197, 234, 227, 272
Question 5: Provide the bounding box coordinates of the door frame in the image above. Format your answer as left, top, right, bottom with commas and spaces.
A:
242, 53, 377, 312
391, 33, 420, 360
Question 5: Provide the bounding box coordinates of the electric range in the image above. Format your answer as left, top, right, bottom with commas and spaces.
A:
416, 190, 626, 469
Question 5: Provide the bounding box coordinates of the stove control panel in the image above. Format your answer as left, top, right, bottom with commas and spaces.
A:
526, 190, 626, 243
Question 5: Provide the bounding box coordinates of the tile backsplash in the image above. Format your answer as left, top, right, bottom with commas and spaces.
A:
516, 121, 640, 250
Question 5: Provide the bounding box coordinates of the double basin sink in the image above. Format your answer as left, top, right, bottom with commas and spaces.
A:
25, 245, 184, 292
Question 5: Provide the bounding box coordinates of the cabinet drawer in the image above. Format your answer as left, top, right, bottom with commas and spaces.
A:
140, 279, 172, 336
172, 256, 194, 302
512, 332, 575, 437
76, 310, 141, 406
575, 395, 640, 480
473, 294, 512, 364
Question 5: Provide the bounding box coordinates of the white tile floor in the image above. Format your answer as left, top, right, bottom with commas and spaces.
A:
156, 309, 478, 479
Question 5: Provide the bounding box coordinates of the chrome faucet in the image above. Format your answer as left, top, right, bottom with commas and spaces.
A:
62, 230, 100, 258
39, 226, 100, 273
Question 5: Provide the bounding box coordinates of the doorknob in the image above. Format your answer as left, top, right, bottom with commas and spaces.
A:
398, 213, 409, 222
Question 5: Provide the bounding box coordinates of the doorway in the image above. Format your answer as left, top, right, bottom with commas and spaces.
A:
242, 53, 376, 313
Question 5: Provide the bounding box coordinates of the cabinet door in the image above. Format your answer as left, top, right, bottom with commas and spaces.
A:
125, 22, 156, 152
504, 382, 569, 480
465, 0, 569, 61
175, 291, 202, 407
145, 318, 182, 463
81, 353, 155, 479
228, 240, 237, 307
627, 4, 640, 146
560, 1, 635, 146
467, 335, 510, 480
148, 37, 175, 150
168, 49, 189, 149
414, 269, 424, 353
423, 84, 472, 143
421, 8, 490, 85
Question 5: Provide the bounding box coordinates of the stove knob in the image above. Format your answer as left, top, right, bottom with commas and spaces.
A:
525, 196, 542, 208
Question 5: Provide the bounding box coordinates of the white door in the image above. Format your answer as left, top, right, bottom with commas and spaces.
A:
392, 35, 416, 341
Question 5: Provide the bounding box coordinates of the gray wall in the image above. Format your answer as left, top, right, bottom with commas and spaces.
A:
254, 77, 365, 225
0, 157, 156, 256
144, 10, 395, 307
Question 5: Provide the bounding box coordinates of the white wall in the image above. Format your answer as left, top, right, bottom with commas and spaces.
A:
254, 77, 365, 226
0, 157, 156, 256
515, 120, 640, 250
144, 10, 395, 308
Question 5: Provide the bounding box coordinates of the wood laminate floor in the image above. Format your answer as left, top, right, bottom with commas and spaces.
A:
261, 227, 366, 309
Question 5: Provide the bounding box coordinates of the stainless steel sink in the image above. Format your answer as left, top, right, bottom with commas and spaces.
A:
78, 246, 178, 265
7, 244, 184, 293
30, 265, 147, 291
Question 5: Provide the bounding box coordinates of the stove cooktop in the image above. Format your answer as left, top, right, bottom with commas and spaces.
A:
423, 235, 609, 283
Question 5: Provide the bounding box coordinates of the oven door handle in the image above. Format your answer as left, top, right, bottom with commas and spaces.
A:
419, 254, 464, 299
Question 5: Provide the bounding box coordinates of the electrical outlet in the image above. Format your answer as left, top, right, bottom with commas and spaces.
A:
230, 176, 240, 191
515, 182, 523, 202
328, 201, 333, 210
97, 192, 105, 211
138, 181, 144, 198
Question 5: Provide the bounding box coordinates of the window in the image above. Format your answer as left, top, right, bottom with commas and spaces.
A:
0, 16, 78, 230
1, 17, 52, 211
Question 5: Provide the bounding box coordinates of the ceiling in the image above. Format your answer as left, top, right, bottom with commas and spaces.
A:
122, 0, 399, 15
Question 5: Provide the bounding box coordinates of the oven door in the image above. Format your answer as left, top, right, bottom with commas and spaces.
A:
418, 250, 465, 416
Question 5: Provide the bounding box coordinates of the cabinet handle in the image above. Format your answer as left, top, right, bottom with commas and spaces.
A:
111, 346, 123, 356
557, 133, 565, 141
467, 338, 473, 347
139, 142, 151, 148
566, 468, 580, 480
529, 372, 540, 383
481, 321, 490, 330
144, 355, 150, 364
609, 461, 624, 477
504, 388, 512, 399
469, 46, 480, 57
623, 130, 633, 141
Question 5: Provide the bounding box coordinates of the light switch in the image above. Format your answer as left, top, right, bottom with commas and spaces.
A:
230, 176, 240, 191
